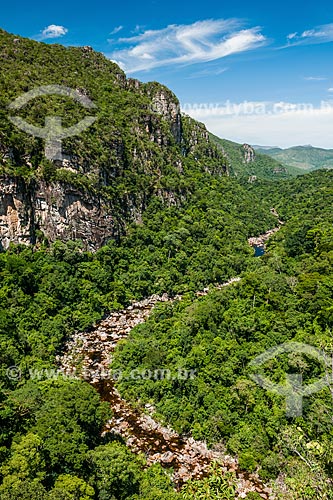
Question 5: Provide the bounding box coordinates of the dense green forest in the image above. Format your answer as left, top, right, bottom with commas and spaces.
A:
0, 28, 332, 500
0, 169, 332, 499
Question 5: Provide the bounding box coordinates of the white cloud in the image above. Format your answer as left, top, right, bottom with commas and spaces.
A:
110, 26, 123, 35
286, 23, 333, 46
328, 88, 333, 92
184, 100, 333, 148
108, 19, 266, 73
304, 76, 327, 81
40, 24, 68, 39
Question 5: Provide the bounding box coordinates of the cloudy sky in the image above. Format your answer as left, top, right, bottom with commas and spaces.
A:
2, 0, 333, 147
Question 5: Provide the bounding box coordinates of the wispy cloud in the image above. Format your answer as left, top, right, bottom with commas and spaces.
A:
39, 24, 68, 40
110, 25, 123, 35
108, 19, 266, 73
285, 23, 333, 47
188, 66, 228, 79
304, 76, 327, 81
328, 88, 333, 92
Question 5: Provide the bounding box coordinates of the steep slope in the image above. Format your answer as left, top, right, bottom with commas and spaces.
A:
0, 29, 228, 250
255, 145, 333, 172
210, 134, 293, 180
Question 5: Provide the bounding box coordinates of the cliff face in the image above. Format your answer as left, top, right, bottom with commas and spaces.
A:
0, 177, 117, 250
0, 29, 228, 250
243, 143, 256, 163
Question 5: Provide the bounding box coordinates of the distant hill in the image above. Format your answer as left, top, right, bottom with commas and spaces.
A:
210, 134, 297, 180
254, 145, 333, 172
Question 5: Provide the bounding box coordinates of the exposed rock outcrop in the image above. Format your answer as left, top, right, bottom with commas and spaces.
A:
243, 144, 256, 163
0, 177, 116, 250
149, 86, 182, 144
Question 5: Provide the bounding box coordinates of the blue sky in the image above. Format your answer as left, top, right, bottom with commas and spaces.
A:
2, 0, 333, 147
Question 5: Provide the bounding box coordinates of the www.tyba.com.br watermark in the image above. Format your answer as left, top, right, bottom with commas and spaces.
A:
6, 366, 197, 382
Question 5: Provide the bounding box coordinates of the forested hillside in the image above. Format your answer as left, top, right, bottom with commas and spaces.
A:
112, 170, 333, 498
0, 171, 332, 498
210, 134, 294, 180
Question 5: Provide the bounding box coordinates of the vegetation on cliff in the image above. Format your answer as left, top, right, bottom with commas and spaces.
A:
0, 28, 230, 248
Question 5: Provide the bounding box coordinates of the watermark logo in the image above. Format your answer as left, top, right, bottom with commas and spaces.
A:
8, 85, 97, 161
6, 365, 197, 383
249, 342, 330, 417
181, 100, 333, 117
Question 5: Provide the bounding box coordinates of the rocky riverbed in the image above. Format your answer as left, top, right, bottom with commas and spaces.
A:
248, 208, 283, 250
57, 277, 273, 498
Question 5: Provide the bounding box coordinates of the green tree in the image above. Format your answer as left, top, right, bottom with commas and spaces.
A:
88, 442, 143, 500
48, 474, 95, 500
0, 433, 46, 497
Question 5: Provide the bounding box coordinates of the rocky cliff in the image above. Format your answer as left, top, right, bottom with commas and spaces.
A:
0, 177, 117, 250
0, 29, 228, 250
243, 143, 255, 163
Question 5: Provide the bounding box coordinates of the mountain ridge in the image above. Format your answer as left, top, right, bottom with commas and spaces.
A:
254, 144, 333, 172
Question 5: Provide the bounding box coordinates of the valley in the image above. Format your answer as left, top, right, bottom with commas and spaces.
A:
0, 27, 332, 500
